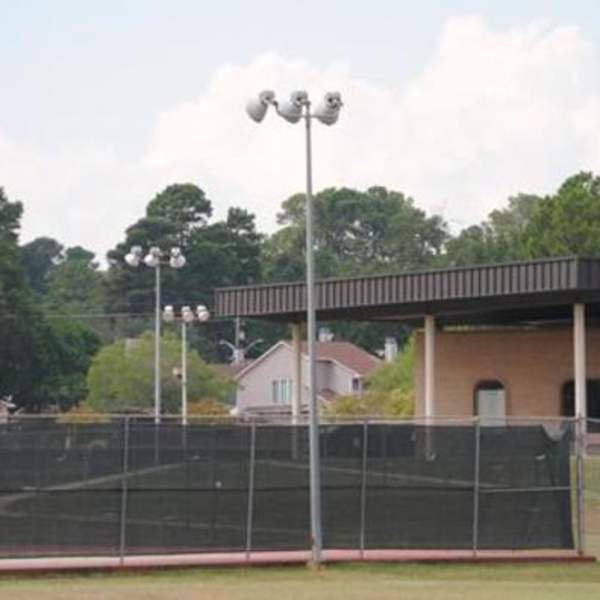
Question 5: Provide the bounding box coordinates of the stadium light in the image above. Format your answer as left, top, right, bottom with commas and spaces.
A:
125, 246, 186, 423
163, 304, 210, 425
245, 89, 344, 565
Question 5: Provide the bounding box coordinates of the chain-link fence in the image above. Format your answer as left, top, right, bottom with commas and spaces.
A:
583, 418, 600, 558
0, 416, 589, 560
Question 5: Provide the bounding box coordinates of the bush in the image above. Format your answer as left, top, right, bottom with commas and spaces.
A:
85, 331, 235, 414
325, 337, 415, 418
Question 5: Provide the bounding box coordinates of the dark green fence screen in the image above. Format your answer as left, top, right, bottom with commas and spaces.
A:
0, 419, 574, 558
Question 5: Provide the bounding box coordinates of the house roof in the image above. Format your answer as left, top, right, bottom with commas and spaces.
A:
299, 341, 380, 376
212, 361, 253, 379
214, 256, 600, 326
234, 340, 381, 380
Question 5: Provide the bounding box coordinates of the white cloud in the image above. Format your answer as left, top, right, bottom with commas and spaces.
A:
3, 15, 600, 259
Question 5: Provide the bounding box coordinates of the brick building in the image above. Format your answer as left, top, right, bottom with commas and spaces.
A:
215, 256, 600, 423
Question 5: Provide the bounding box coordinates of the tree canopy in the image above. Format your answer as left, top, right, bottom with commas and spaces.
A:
523, 172, 600, 258
5, 170, 600, 414
264, 186, 448, 281
106, 184, 264, 359
85, 331, 234, 414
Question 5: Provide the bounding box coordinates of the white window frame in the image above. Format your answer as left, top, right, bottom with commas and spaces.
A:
272, 378, 292, 405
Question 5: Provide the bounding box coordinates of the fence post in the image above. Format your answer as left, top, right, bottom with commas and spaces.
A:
472, 417, 481, 557
359, 420, 368, 560
245, 420, 257, 561
119, 416, 130, 566
575, 416, 586, 556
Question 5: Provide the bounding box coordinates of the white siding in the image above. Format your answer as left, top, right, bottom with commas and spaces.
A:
236, 343, 362, 413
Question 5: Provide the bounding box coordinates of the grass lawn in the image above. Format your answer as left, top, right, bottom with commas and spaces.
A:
1, 563, 600, 600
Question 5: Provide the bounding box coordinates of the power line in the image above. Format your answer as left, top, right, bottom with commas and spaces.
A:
0, 310, 235, 323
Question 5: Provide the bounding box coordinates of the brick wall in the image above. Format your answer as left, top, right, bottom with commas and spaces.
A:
415, 326, 600, 418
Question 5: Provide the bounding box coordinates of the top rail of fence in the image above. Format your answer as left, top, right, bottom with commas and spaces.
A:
0, 413, 589, 427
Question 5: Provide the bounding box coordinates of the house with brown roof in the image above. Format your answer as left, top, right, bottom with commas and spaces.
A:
233, 339, 381, 416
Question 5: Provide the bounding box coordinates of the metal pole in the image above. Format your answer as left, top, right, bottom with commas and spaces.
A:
424, 315, 436, 419
119, 417, 130, 565
181, 321, 188, 426
472, 417, 481, 556
245, 420, 257, 560
359, 421, 368, 560
234, 317, 243, 364
304, 107, 323, 565
574, 304, 587, 426
576, 416, 586, 555
154, 263, 161, 424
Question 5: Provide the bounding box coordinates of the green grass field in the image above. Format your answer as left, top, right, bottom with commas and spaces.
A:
1, 563, 600, 600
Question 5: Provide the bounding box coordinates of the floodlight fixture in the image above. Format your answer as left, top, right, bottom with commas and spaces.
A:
144, 246, 162, 268
196, 304, 210, 322
181, 305, 195, 324
276, 90, 308, 123
313, 92, 344, 125
125, 245, 143, 267
163, 305, 175, 322
170, 247, 186, 269
246, 89, 276, 122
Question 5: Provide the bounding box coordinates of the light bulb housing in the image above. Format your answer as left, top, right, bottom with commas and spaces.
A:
181, 306, 195, 324
196, 305, 210, 322
125, 245, 143, 267
169, 247, 186, 269
246, 90, 275, 122
144, 246, 161, 268
313, 91, 343, 125
276, 90, 308, 123
125, 253, 140, 267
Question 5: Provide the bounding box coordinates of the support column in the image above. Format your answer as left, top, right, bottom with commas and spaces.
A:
292, 323, 302, 424
574, 304, 587, 419
424, 315, 436, 419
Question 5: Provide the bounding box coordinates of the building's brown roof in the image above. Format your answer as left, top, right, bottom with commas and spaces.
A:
299, 341, 381, 376
215, 256, 600, 326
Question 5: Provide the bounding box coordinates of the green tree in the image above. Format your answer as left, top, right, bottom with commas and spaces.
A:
325, 337, 415, 418
523, 172, 600, 257
85, 331, 234, 413
265, 186, 448, 281
263, 187, 447, 353
21, 237, 63, 296
44, 245, 109, 340
0, 189, 56, 409
106, 184, 264, 360
146, 183, 212, 245
40, 319, 102, 410
444, 194, 542, 267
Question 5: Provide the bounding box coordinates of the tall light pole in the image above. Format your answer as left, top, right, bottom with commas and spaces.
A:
163, 304, 210, 424
246, 89, 343, 564
125, 245, 186, 423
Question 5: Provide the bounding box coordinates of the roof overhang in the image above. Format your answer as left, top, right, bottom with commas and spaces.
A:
214, 257, 600, 327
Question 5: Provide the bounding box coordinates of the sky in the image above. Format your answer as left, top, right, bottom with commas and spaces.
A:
2, 0, 600, 260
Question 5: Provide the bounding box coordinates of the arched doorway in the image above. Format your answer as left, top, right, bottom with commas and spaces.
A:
561, 380, 600, 419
